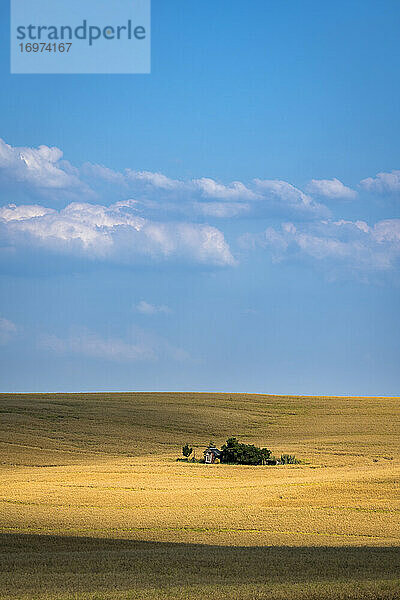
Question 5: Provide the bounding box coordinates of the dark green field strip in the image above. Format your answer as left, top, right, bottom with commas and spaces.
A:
2, 525, 400, 543
0, 534, 399, 600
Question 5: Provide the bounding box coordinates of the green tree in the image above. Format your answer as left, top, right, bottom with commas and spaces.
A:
280, 454, 299, 464
221, 437, 271, 465
182, 443, 193, 459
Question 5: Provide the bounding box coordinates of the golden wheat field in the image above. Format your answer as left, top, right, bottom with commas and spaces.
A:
0, 392, 399, 599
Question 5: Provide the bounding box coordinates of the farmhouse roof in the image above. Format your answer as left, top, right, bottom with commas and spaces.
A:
204, 446, 221, 456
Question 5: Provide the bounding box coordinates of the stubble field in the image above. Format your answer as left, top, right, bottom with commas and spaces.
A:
0, 392, 399, 599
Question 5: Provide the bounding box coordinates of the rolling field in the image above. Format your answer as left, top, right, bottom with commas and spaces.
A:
0, 392, 399, 599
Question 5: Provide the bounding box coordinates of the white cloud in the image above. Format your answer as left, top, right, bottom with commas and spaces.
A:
0, 137, 331, 220
306, 178, 357, 199
126, 170, 183, 190
0, 203, 54, 221
0, 317, 17, 344
39, 331, 157, 362
134, 300, 172, 315
193, 177, 257, 200
333, 219, 370, 233
240, 218, 400, 273
0, 201, 235, 267
79, 156, 328, 219
360, 170, 400, 194
92, 169, 258, 215
0, 138, 85, 195
39, 326, 189, 363
253, 179, 311, 204
118, 175, 328, 220
193, 201, 250, 218
372, 219, 400, 243
252, 179, 328, 217
82, 162, 127, 185
125, 172, 256, 199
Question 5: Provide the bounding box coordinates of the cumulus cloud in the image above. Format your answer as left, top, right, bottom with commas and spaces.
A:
116, 175, 328, 220
0, 138, 86, 197
126, 170, 184, 190
0, 137, 332, 220
0, 317, 17, 344
0, 201, 235, 267
252, 179, 329, 217
0, 203, 53, 221
80, 157, 328, 219
123, 171, 256, 200
360, 170, 400, 194
240, 218, 400, 273
306, 178, 357, 199
39, 326, 189, 363
1, 136, 399, 282
85, 167, 259, 216
134, 300, 172, 315
193, 177, 257, 200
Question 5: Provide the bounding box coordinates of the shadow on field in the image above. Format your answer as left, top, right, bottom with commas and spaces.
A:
0, 533, 399, 599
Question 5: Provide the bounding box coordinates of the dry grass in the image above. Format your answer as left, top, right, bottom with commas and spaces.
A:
1, 534, 399, 600
0, 392, 399, 598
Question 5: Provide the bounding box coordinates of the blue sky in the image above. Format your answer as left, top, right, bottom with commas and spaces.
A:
0, 0, 399, 395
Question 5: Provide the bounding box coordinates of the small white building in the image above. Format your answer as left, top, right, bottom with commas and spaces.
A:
204, 445, 222, 464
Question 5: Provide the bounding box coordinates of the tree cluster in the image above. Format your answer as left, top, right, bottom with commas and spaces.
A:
220, 437, 272, 465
